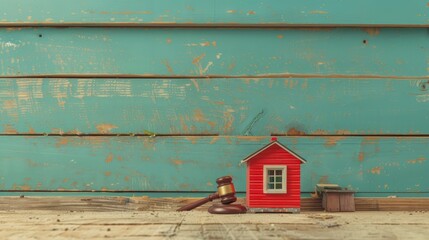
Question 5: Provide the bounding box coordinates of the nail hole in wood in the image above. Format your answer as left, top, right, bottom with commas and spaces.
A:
363, 40, 368, 44
38, 34, 43, 38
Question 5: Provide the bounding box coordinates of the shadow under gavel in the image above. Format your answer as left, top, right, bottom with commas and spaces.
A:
177, 176, 237, 211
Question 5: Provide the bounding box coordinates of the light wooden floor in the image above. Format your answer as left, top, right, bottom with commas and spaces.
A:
0, 197, 428, 239
0, 210, 428, 239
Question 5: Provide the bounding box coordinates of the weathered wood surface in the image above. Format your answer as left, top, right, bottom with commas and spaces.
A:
1, 197, 428, 212
1, 1, 428, 199
1, 28, 428, 77
0, 136, 427, 195
1, 0, 428, 26
1, 210, 427, 240
1, 78, 428, 135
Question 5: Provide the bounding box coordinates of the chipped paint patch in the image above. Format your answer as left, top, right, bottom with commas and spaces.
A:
171, 159, 184, 165
277, 35, 284, 39
324, 136, 347, 147
287, 128, 306, 136
310, 10, 328, 14
105, 153, 114, 163
222, 111, 235, 133
336, 129, 351, 135
56, 138, 69, 147
416, 94, 429, 102
236, 136, 265, 142
0, 41, 19, 49
104, 171, 112, 177
362, 28, 380, 36
371, 167, 382, 175
3, 124, 18, 134
96, 124, 118, 134
3, 100, 17, 109
193, 109, 206, 122
358, 152, 365, 162
184, 136, 202, 144
190, 79, 199, 91
209, 136, 220, 144
312, 129, 329, 135
407, 157, 426, 164
162, 59, 174, 74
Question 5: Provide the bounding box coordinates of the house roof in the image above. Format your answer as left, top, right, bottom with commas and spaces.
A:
240, 140, 307, 164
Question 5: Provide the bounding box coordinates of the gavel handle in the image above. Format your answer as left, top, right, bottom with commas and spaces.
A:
177, 193, 219, 211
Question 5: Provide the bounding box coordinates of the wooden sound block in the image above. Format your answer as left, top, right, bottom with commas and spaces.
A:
208, 204, 248, 214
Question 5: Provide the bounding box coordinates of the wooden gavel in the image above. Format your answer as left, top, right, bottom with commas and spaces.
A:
177, 176, 237, 211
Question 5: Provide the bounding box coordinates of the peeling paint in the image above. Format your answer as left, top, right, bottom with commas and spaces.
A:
190, 79, 199, 91
0, 41, 19, 49
324, 136, 347, 147
310, 10, 328, 14
162, 59, 174, 74
312, 129, 329, 135
3, 124, 18, 134
96, 124, 118, 134
209, 136, 220, 144
55, 138, 69, 147
171, 159, 184, 165
3, 99, 17, 109
371, 167, 382, 175
358, 151, 365, 162
362, 28, 380, 36
193, 109, 205, 122
287, 128, 306, 136
105, 153, 114, 163
407, 157, 426, 164
222, 111, 234, 133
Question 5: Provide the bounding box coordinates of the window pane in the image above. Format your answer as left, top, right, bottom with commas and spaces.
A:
275, 176, 282, 182
275, 170, 282, 175
268, 183, 274, 189
268, 170, 274, 175
276, 183, 282, 189
269, 177, 274, 183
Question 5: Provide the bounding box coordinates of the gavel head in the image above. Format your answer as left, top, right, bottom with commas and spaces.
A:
216, 176, 237, 204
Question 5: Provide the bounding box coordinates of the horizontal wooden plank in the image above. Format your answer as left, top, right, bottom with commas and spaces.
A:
1, 197, 428, 212
1, 78, 428, 135
0, 136, 427, 196
1, 28, 428, 76
0, 0, 427, 26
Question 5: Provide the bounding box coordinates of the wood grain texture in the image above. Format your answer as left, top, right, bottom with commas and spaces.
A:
1, 78, 428, 135
0, 197, 428, 212
1, 28, 428, 77
0, 0, 428, 26
0, 136, 427, 196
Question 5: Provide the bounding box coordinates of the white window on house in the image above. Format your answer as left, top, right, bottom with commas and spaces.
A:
263, 165, 287, 194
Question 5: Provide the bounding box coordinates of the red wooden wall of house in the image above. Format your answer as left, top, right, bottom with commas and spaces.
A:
246, 144, 302, 209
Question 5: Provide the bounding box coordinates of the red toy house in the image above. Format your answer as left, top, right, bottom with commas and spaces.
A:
241, 138, 306, 213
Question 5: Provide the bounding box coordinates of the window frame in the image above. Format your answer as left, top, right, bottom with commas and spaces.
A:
263, 165, 287, 194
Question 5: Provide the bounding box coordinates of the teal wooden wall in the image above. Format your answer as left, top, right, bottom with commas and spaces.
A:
0, 1, 428, 197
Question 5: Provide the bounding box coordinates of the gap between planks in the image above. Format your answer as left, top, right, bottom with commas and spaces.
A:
1, 74, 429, 80
1, 23, 429, 28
